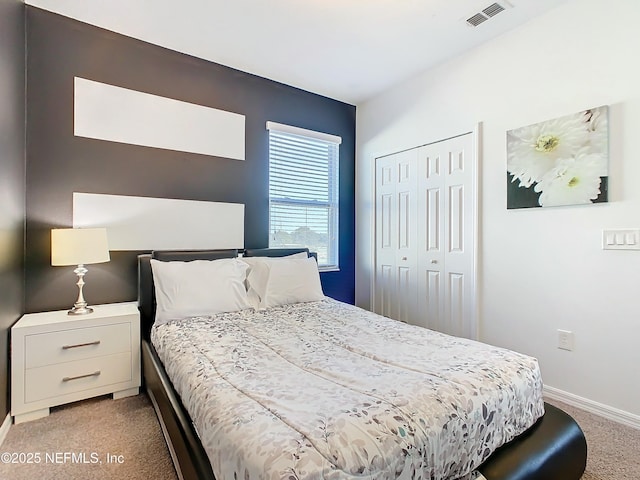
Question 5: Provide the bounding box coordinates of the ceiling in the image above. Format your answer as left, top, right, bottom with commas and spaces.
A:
26, 0, 569, 105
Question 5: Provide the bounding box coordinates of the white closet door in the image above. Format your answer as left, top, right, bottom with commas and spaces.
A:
375, 132, 476, 339
416, 143, 445, 331
374, 154, 398, 319
374, 149, 418, 323
417, 133, 476, 338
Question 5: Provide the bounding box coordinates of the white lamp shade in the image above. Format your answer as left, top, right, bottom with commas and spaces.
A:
51, 228, 111, 266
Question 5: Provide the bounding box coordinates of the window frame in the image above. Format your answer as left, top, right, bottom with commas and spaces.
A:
266, 121, 341, 271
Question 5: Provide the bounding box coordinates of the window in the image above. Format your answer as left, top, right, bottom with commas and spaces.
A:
267, 122, 341, 271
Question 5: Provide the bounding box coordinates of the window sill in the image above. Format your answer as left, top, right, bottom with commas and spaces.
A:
319, 266, 340, 273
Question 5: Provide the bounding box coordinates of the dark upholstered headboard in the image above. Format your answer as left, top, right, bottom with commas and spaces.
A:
138, 248, 313, 340
244, 247, 315, 260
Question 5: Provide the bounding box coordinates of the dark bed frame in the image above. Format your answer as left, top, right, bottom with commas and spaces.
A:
138, 249, 587, 480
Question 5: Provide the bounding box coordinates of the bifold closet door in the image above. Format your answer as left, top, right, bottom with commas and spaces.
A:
416, 133, 475, 338
374, 148, 418, 324
375, 133, 476, 339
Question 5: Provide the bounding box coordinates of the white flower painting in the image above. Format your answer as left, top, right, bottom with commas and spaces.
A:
507, 106, 609, 208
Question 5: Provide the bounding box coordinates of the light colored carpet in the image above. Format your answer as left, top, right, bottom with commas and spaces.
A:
545, 398, 640, 480
0, 394, 176, 480
0, 393, 637, 479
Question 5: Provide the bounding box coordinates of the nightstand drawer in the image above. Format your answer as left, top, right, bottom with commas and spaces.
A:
25, 322, 131, 368
25, 351, 132, 403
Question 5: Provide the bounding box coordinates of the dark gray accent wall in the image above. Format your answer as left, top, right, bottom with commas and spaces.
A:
25, 7, 356, 313
0, 0, 26, 417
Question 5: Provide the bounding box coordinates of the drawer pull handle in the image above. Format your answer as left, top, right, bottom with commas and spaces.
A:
62, 371, 101, 382
62, 340, 101, 350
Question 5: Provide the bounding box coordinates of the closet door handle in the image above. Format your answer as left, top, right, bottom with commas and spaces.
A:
401, 256, 407, 261
430, 259, 438, 264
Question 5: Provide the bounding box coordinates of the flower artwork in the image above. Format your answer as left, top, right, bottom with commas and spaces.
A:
506, 106, 608, 208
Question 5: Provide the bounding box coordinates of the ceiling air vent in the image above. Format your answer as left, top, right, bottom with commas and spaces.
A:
466, 2, 509, 27
466, 13, 488, 27
483, 3, 506, 17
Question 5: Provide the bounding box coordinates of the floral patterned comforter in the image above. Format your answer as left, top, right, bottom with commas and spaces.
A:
151, 298, 544, 480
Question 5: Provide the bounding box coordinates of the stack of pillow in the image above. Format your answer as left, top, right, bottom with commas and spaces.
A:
150, 253, 325, 325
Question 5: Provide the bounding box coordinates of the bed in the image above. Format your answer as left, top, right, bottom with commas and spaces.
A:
138, 248, 587, 480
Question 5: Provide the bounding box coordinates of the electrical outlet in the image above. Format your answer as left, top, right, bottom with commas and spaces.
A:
557, 329, 574, 351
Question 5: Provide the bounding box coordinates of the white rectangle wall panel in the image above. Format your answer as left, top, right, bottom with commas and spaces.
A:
74, 77, 245, 160
73, 192, 244, 250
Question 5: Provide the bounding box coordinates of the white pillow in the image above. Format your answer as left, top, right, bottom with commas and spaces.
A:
241, 253, 308, 306
243, 256, 324, 309
151, 258, 251, 325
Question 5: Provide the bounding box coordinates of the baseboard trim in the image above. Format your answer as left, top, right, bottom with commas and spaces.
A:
0, 413, 11, 447
544, 385, 640, 430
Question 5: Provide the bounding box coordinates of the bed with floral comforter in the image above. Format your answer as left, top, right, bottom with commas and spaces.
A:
151, 298, 544, 480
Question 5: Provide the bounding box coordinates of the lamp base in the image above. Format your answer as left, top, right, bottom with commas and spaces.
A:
68, 264, 94, 315
67, 305, 94, 316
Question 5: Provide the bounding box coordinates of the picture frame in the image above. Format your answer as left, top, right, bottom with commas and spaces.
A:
507, 106, 609, 209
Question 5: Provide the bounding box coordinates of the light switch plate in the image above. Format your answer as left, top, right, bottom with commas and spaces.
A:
602, 229, 640, 250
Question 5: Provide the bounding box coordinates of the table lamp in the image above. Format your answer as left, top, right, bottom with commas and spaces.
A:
51, 228, 110, 315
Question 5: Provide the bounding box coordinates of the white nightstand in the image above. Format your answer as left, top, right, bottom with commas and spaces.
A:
11, 302, 141, 424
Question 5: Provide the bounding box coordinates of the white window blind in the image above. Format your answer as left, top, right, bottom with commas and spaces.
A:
267, 122, 341, 270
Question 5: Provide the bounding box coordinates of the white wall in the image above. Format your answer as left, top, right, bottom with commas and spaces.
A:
356, 0, 640, 418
